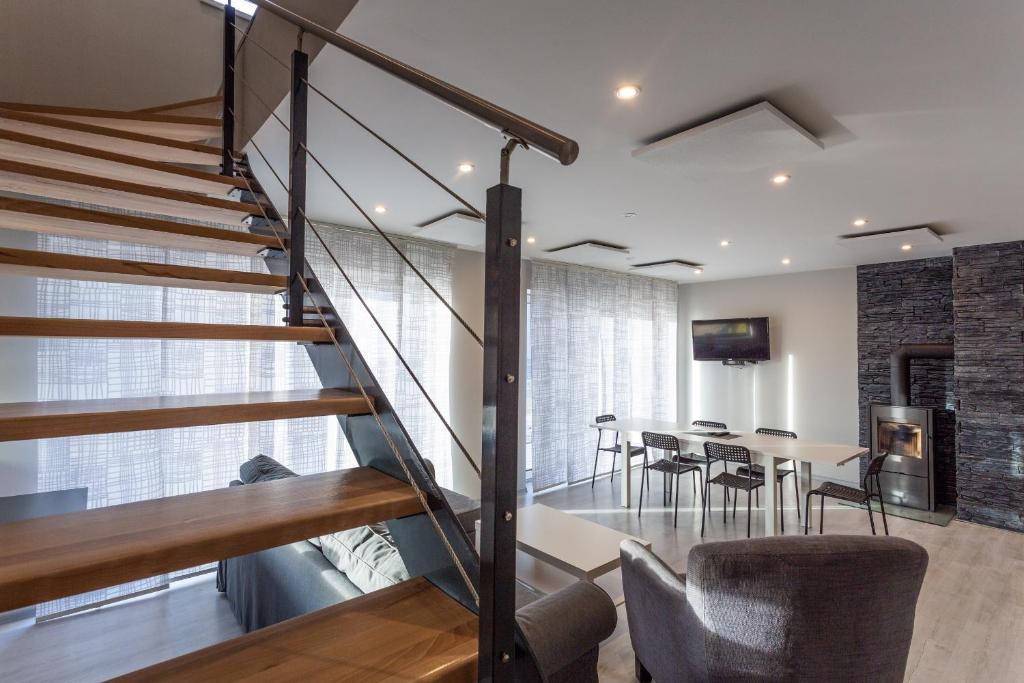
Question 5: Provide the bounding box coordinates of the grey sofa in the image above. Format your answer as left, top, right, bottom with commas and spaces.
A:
621, 535, 929, 682
217, 455, 616, 682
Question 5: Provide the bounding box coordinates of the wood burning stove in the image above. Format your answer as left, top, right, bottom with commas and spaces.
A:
870, 404, 935, 510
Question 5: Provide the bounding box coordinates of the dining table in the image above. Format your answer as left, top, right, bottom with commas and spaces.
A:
589, 417, 869, 536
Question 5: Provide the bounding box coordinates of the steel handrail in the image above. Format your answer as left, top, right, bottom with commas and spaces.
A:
245, 0, 578, 164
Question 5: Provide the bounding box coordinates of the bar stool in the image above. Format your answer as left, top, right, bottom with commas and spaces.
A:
734, 428, 801, 532
638, 432, 704, 528
805, 453, 890, 536
701, 441, 764, 538
591, 414, 646, 488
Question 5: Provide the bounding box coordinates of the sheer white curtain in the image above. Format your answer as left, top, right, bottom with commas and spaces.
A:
35, 224, 454, 614
528, 261, 677, 492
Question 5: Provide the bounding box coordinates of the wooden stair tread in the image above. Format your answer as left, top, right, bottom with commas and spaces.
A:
0, 317, 333, 342
0, 109, 223, 165
0, 389, 372, 442
0, 197, 278, 256
0, 158, 260, 225
117, 578, 477, 683
0, 103, 220, 142
135, 96, 221, 117
0, 246, 286, 293
0, 467, 423, 612
0, 129, 246, 194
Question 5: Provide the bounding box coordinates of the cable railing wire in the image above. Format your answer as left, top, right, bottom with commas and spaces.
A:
230, 66, 291, 133
245, 135, 288, 194
298, 205, 482, 478
233, 169, 479, 605
232, 22, 292, 72
300, 141, 484, 347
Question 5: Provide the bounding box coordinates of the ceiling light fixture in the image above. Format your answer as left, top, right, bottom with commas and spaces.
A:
720, 240, 731, 247
853, 218, 868, 227
457, 162, 474, 174
615, 84, 641, 100
782, 257, 791, 265
623, 211, 637, 218
772, 174, 790, 185
374, 204, 387, 214
901, 244, 913, 251
526, 236, 536, 244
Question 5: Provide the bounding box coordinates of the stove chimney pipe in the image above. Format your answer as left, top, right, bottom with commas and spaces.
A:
890, 343, 954, 407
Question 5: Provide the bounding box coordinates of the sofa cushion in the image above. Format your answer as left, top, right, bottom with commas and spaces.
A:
318, 525, 410, 594
240, 454, 298, 484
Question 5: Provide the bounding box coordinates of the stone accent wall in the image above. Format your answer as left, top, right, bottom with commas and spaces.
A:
953, 241, 1024, 532
857, 258, 956, 505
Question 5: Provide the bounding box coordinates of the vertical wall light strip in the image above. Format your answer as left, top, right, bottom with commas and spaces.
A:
786, 353, 796, 432
690, 358, 703, 423
751, 367, 758, 431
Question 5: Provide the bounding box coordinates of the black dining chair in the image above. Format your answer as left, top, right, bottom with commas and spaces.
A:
805, 453, 890, 536
670, 420, 730, 500
591, 414, 646, 489
734, 427, 801, 532
638, 432, 704, 528
701, 441, 764, 538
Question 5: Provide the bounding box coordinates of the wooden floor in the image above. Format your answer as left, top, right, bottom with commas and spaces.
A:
1, 467, 1022, 681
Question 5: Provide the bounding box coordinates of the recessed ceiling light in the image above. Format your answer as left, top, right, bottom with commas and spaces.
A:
615, 84, 641, 100
693, 268, 704, 275
782, 257, 791, 265
720, 240, 731, 247
853, 218, 868, 227
772, 174, 790, 185
526, 236, 536, 244
623, 211, 637, 218
458, 162, 474, 174
374, 204, 387, 214
901, 244, 913, 251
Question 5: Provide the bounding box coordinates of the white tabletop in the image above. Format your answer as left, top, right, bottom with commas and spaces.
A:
515, 503, 650, 580
591, 418, 867, 467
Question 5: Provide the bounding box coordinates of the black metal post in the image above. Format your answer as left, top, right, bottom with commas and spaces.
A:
221, 3, 236, 177
287, 49, 308, 327
478, 181, 521, 682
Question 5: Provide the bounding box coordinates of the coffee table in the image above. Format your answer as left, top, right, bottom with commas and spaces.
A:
478, 503, 650, 586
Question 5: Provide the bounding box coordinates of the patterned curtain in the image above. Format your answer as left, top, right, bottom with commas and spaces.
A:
36, 224, 453, 616
528, 261, 677, 492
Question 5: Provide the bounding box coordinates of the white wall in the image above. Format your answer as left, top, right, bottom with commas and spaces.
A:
0, 230, 38, 497
678, 268, 860, 484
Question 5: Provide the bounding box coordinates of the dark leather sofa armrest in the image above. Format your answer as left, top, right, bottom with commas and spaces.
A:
515, 581, 617, 682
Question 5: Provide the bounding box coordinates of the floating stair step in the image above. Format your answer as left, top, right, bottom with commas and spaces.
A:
0, 467, 422, 612
116, 578, 477, 682
0, 130, 245, 195
0, 159, 260, 226
0, 317, 333, 342
0, 389, 371, 442
0, 198, 278, 256
0, 103, 220, 142
0, 246, 287, 293
135, 95, 222, 118
0, 109, 223, 165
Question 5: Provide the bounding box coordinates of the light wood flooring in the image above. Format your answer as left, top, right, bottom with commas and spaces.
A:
1, 467, 1022, 682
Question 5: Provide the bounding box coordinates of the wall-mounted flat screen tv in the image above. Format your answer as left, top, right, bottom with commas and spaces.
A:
692, 317, 770, 362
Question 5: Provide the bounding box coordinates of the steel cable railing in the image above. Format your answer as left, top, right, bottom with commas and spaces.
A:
246, 134, 482, 480
232, 168, 480, 606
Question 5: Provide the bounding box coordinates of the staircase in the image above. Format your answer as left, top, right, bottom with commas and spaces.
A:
0, 94, 480, 679
0, 1, 578, 680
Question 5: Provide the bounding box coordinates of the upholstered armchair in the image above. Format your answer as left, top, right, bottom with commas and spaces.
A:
620, 535, 928, 682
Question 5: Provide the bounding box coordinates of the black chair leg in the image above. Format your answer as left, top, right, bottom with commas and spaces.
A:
609, 452, 616, 486
635, 656, 652, 682
746, 489, 752, 538
591, 444, 600, 488
673, 473, 680, 528
878, 495, 890, 536
732, 486, 738, 519
867, 499, 877, 535
779, 481, 785, 534
804, 492, 813, 535
696, 468, 705, 508
722, 484, 727, 524
700, 478, 709, 537
638, 462, 646, 520
755, 488, 759, 507
819, 497, 825, 534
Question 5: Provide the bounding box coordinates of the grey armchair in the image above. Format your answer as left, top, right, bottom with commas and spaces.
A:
620, 535, 928, 682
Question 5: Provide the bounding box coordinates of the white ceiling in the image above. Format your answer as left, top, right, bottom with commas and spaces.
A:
247, 0, 1024, 282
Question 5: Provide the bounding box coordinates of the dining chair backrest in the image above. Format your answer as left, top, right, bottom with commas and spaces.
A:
642, 431, 680, 453
704, 440, 752, 465
756, 427, 797, 439
864, 452, 888, 494
595, 414, 616, 426
693, 419, 727, 430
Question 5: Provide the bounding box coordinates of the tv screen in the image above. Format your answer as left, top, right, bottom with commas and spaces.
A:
692, 317, 770, 362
